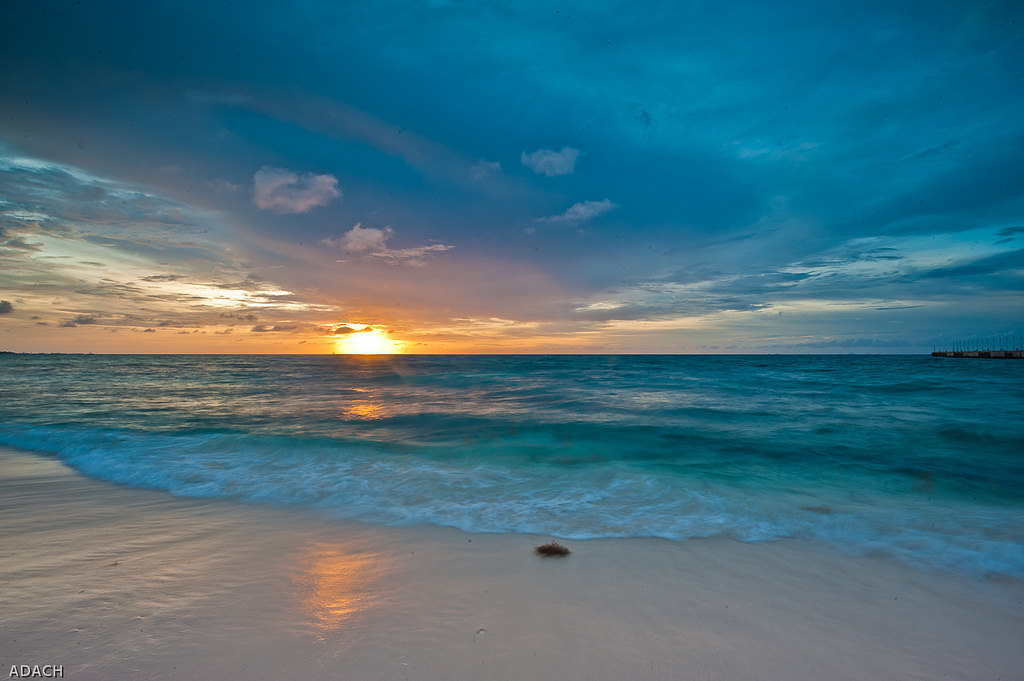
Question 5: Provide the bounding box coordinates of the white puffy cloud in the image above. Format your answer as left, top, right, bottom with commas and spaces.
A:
537, 199, 617, 224
325, 223, 393, 252
252, 166, 341, 214
521, 147, 580, 176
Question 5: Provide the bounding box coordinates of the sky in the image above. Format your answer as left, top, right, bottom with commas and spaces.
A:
1, 0, 1022, 354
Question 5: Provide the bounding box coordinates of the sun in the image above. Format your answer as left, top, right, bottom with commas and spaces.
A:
334, 327, 405, 355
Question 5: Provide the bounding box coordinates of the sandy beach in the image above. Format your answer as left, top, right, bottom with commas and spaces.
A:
2, 445, 1022, 681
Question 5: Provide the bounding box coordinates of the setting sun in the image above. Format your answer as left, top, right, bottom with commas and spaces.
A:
334, 327, 405, 355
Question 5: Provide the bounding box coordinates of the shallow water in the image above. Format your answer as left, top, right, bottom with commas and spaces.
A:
2, 354, 1022, 576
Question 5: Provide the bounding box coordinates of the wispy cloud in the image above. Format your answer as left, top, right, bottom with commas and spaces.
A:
252, 166, 341, 214
250, 324, 300, 333
996, 226, 1024, 245
537, 199, 617, 225
521, 147, 580, 176
209, 178, 242, 195
469, 159, 501, 180
321, 223, 452, 264
59, 314, 99, 328
0, 153, 339, 343
1, 234, 42, 252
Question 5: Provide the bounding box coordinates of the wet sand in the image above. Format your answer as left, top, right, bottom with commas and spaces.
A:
2, 446, 1022, 681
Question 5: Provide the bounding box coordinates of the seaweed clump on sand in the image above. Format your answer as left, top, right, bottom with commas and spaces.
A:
534, 540, 571, 557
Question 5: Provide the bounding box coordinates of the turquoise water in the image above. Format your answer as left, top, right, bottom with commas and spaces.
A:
2, 354, 1022, 576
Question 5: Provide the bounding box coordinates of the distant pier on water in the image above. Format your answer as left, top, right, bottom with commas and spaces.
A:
932, 336, 1024, 359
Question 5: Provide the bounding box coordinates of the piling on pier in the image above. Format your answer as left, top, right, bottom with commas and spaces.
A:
932, 336, 1024, 358
931, 350, 1024, 358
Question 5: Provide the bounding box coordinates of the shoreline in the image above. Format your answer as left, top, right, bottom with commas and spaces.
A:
3, 446, 1023, 681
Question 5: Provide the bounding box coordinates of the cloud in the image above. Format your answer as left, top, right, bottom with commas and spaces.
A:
537, 199, 617, 225
209, 178, 242, 195
220, 312, 259, 322
521, 147, 580, 176
141, 274, 184, 282
321, 223, 453, 264
378, 243, 453, 264
0, 300, 13, 314
1, 236, 43, 252
469, 160, 501, 181
250, 324, 299, 332
323, 223, 393, 253
252, 166, 341, 214
59, 314, 98, 328
919, 248, 1024, 280
0, 155, 231, 263
996, 226, 1024, 244
331, 324, 373, 335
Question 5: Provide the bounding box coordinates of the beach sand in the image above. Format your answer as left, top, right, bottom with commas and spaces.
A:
2, 445, 1022, 681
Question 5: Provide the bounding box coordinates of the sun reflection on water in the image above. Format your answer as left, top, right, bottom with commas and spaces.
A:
344, 400, 388, 420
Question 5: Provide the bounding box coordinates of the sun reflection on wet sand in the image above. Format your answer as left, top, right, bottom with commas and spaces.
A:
295, 543, 383, 636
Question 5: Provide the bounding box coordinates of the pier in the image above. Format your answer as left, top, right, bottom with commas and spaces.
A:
932, 350, 1024, 358
932, 337, 1024, 358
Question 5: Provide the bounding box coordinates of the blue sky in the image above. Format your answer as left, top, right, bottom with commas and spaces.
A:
1, 0, 1021, 352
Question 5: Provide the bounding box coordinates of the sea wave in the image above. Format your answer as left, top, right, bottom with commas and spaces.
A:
2, 424, 1022, 578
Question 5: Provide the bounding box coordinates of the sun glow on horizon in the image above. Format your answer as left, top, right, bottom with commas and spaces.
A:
334, 327, 405, 354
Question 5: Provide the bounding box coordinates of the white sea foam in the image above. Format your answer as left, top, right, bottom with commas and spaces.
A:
2, 423, 1022, 578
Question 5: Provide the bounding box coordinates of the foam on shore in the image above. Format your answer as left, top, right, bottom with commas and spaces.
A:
2, 446, 1022, 681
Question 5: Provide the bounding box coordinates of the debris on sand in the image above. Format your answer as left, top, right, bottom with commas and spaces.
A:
534, 540, 571, 557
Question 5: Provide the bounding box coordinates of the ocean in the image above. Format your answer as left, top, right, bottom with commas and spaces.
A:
2, 354, 1022, 578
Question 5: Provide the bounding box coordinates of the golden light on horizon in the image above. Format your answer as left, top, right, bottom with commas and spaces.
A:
334, 326, 405, 354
